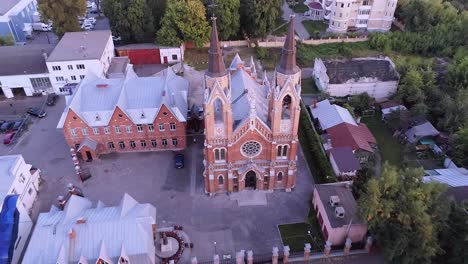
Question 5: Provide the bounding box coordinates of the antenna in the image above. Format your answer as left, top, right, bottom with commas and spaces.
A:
208, 0, 218, 19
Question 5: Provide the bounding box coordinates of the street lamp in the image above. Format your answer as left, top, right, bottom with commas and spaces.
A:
214, 241, 217, 254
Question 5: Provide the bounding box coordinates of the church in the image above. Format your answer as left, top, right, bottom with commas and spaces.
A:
203, 16, 302, 194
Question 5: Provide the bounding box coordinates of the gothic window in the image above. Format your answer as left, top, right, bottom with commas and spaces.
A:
281, 95, 292, 120
218, 175, 224, 185
214, 148, 226, 161
277, 172, 283, 181
277, 145, 289, 158
214, 98, 223, 123
241, 141, 262, 157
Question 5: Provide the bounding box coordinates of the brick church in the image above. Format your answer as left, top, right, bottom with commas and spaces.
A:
203, 17, 302, 194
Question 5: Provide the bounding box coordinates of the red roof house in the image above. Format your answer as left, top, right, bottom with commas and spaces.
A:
327, 123, 376, 153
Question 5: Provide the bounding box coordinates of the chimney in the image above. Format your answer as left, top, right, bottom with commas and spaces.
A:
329, 195, 340, 207
313, 100, 317, 109
76, 217, 86, 224
335, 207, 345, 218
69, 228, 76, 263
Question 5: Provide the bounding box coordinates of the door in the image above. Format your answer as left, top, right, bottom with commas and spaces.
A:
163, 56, 168, 64
85, 151, 93, 161
245, 171, 257, 190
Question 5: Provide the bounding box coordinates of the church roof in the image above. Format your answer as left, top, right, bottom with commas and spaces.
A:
207, 17, 227, 77
277, 16, 300, 75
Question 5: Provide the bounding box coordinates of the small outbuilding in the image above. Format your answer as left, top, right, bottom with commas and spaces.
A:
115, 43, 184, 65
329, 147, 361, 178
404, 121, 440, 143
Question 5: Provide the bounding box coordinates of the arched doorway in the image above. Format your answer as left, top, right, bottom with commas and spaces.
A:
245, 170, 257, 190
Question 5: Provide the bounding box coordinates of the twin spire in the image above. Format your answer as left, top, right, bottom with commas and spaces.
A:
207, 16, 298, 77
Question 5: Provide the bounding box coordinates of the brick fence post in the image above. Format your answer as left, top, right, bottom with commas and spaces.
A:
344, 238, 352, 256
191, 257, 198, 264
247, 250, 253, 264
283, 245, 290, 264
214, 254, 220, 264
365, 236, 373, 253
324, 240, 332, 256
236, 250, 245, 264
272, 247, 279, 264
304, 243, 311, 261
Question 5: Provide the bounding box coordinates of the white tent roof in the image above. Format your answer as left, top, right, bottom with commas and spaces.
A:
310, 100, 357, 130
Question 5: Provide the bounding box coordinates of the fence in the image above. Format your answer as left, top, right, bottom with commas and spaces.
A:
202, 40, 250, 48
257, 36, 368, 48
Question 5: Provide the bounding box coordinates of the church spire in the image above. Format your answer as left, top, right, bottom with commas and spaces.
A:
207, 17, 226, 77
277, 16, 300, 75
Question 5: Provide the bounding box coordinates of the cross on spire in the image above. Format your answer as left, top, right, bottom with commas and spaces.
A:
208, 0, 218, 19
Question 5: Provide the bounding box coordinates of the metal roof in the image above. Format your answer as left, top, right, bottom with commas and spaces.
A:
0, 44, 55, 76
405, 121, 440, 143
23, 194, 156, 264
0, 155, 21, 208
47, 30, 112, 62
0, 0, 21, 15
424, 168, 468, 187
329, 147, 361, 172
310, 100, 357, 130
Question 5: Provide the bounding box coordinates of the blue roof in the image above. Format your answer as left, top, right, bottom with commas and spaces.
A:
0, 195, 19, 264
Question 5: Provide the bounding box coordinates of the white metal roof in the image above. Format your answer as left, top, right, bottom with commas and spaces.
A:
310, 100, 357, 130
423, 168, 468, 187
23, 193, 156, 264
405, 121, 439, 143
47, 31, 112, 62
381, 105, 407, 116
0, 155, 21, 205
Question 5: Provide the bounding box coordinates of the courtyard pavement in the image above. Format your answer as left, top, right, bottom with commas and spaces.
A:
282, 1, 311, 39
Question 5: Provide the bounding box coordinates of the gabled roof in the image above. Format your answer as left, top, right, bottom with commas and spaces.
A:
424, 168, 468, 187
329, 147, 360, 172
310, 100, 357, 130
405, 121, 440, 143
23, 193, 156, 264
328, 123, 376, 153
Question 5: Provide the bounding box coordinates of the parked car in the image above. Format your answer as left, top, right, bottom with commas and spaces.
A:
0, 121, 14, 132
174, 154, 184, 169
112, 35, 121, 42
27, 108, 46, 118
85, 17, 96, 24
81, 23, 93, 30
46, 93, 59, 106
89, 8, 98, 14
12, 121, 23, 131
3, 132, 16, 145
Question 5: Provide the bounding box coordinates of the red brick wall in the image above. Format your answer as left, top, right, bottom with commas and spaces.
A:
62, 104, 186, 157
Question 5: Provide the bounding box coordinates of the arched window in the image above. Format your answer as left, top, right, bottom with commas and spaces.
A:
277, 145, 289, 158
282, 145, 288, 157
282, 95, 292, 120
218, 175, 224, 185
214, 148, 226, 161
214, 98, 223, 123
277, 172, 283, 181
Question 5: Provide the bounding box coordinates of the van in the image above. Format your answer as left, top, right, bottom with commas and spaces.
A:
32, 23, 52, 32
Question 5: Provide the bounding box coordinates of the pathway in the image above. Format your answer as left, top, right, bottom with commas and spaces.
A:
281, 1, 311, 39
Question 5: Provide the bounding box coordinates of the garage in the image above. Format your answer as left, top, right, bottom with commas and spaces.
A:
11, 87, 27, 97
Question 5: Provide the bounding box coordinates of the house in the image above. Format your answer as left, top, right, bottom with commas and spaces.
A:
22, 193, 157, 263
305, 0, 397, 33
404, 121, 439, 143
0, 0, 38, 44
381, 103, 407, 120
0, 44, 55, 98
115, 43, 184, 65
313, 57, 400, 101
310, 100, 357, 130
312, 183, 368, 246
57, 57, 188, 161
423, 167, 468, 187
327, 122, 376, 162
0, 155, 41, 264
329, 147, 361, 178
304, 1, 324, 20
46, 30, 115, 94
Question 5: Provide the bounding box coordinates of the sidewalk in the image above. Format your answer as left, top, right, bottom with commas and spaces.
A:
282, 1, 311, 39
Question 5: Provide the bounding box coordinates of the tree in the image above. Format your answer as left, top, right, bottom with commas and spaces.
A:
397, 69, 425, 107
349, 93, 373, 115
38, 0, 86, 37
157, 0, 210, 47
453, 127, 468, 167
352, 167, 373, 199
0, 35, 14, 46
358, 163, 449, 264
203, 0, 240, 40
240, 0, 283, 38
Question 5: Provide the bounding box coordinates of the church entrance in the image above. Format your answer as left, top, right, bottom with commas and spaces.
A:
245, 171, 257, 190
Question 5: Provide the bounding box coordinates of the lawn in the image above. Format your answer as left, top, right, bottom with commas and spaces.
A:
301, 78, 320, 94
302, 20, 328, 36
184, 48, 209, 71
362, 114, 403, 166
289, 1, 310, 13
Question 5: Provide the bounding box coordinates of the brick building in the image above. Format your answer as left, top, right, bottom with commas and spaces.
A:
57, 58, 188, 161
203, 17, 302, 194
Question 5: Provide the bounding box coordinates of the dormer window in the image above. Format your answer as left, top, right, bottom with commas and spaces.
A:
119, 257, 129, 264
95, 113, 100, 121
96, 259, 109, 264
141, 112, 145, 119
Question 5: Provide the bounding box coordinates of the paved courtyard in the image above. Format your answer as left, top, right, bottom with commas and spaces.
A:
0, 95, 315, 260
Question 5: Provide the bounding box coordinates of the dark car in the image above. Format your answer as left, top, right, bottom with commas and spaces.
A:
3, 132, 16, 145
46, 93, 59, 106
0, 121, 14, 132
27, 108, 46, 118
174, 153, 184, 169
12, 121, 23, 131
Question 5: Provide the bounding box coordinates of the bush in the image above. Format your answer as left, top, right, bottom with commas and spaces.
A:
256, 47, 268, 60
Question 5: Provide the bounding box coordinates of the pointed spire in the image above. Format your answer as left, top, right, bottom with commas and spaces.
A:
277, 15, 300, 75
207, 17, 227, 77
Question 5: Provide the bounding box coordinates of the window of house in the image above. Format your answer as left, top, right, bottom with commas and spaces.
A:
214, 148, 226, 161
74, 144, 80, 150
339, 13, 342, 17
104, 126, 110, 134
97, 259, 109, 264
30, 77, 52, 91
148, 124, 154, 132
348, 3, 350, 7
218, 175, 224, 185
108, 142, 115, 149
130, 141, 136, 148
159, 123, 165, 131
277, 145, 288, 158
136, 124, 143, 132
68, 65, 73, 70
52, 66, 61, 71
141, 140, 146, 147
126, 126, 132, 133
277, 172, 283, 181
19, 174, 25, 183
93, 127, 99, 135
71, 75, 77, 81
80, 75, 85, 80
363, 0, 369, 5
56, 76, 64, 81
82, 128, 88, 135
151, 140, 157, 147
162, 139, 168, 146
172, 54, 178, 60
172, 138, 178, 146
341, 3, 344, 7
119, 257, 129, 264
115, 126, 121, 134
71, 128, 77, 136
119, 141, 125, 149
76, 64, 86, 70
332, 21, 335, 25
28, 188, 33, 195
169, 123, 176, 131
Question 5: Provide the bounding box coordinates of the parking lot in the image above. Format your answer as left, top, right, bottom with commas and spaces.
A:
0, 95, 315, 260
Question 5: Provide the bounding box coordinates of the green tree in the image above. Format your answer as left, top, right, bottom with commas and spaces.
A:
397, 69, 425, 107
157, 0, 210, 47
38, 0, 86, 37
446, 56, 468, 94
358, 163, 449, 264
349, 93, 373, 115
0, 35, 14, 46
352, 167, 373, 199
127, 0, 154, 42
240, 0, 283, 38
453, 127, 468, 167
203, 0, 240, 40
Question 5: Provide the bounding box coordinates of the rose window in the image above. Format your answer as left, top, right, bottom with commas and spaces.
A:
241, 141, 261, 157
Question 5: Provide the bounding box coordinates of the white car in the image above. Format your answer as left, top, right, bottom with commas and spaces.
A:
81, 23, 93, 30
85, 17, 96, 24
86, 1, 92, 8
112, 35, 121, 41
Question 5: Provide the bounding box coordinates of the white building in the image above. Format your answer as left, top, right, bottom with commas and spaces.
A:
46, 30, 115, 94
317, 0, 397, 33
0, 44, 55, 98
115, 43, 184, 65
0, 0, 38, 44
23, 193, 157, 264
309, 99, 357, 130
0, 155, 41, 264
313, 57, 400, 101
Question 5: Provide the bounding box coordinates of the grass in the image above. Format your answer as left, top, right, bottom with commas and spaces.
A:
301, 78, 320, 94
184, 48, 209, 71
302, 20, 328, 36
289, 1, 310, 13
362, 114, 403, 166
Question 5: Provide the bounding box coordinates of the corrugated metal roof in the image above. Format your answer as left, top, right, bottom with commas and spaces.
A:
424, 168, 468, 187
0, 155, 21, 207
405, 121, 439, 143
23, 194, 156, 264
310, 100, 357, 130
